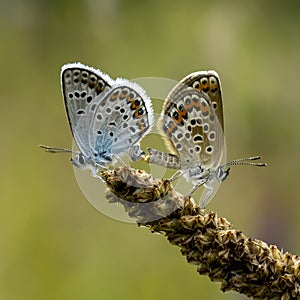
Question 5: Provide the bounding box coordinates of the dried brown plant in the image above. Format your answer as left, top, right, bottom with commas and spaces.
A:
102, 167, 300, 300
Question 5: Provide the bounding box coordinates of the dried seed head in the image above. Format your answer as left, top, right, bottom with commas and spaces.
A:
101, 166, 300, 299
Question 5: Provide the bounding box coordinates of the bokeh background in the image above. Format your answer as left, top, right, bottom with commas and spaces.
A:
1, 0, 300, 299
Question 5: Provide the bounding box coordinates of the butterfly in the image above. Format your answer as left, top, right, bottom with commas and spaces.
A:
146, 71, 266, 208
40, 62, 154, 178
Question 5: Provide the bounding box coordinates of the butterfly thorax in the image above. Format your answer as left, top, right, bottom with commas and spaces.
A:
184, 165, 229, 186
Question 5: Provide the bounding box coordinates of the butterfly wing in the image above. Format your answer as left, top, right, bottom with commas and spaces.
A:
61, 63, 114, 157
160, 87, 225, 171
90, 79, 154, 161
168, 70, 224, 129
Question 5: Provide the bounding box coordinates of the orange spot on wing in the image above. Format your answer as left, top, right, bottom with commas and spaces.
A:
184, 97, 202, 111
134, 110, 143, 119
137, 120, 146, 131
175, 114, 183, 124
165, 122, 177, 136
126, 95, 134, 104
200, 81, 209, 90
201, 105, 209, 115
110, 95, 118, 100
179, 109, 188, 119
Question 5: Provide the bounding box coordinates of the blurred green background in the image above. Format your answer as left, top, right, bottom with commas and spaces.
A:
1, 0, 300, 299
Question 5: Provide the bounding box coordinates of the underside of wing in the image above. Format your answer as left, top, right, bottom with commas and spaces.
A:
61, 63, 113, 156
90, 80, 154, 159
160, 88, 225, 170
163, 71, 224, 130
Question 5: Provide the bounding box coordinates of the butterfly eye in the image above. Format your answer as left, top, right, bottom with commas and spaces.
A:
78, 153, 85, 165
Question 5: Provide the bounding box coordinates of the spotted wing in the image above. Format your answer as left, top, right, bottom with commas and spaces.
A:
90, 79, 154, 160
61, 63, 114, 157
160, 87, 225, 170
166, 70, 224, 130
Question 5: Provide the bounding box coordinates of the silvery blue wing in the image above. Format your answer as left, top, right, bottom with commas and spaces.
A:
41, 62, 154, 178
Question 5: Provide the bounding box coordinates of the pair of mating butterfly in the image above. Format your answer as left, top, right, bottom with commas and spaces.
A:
41, 62, 266, 208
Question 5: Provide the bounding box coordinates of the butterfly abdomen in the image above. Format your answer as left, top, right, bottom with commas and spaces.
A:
146, 148, 181, 169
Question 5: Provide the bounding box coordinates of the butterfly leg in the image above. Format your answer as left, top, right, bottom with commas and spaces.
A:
128, 145, 145, 162
186, 180, 206, 199
199, 186, 215, 209
90, 167, 106, 182
169, 170, 184, 181
91, 167, 100, 177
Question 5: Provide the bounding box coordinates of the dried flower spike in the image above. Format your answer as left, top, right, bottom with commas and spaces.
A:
101, 167, 300, 299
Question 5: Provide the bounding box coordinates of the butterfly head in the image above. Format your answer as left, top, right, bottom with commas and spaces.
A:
215, 165, 230, 182
71, 152, 110, 171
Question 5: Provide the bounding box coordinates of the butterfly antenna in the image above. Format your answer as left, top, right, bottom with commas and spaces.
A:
39, 144, 78, 154
225, 156, 267, 168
